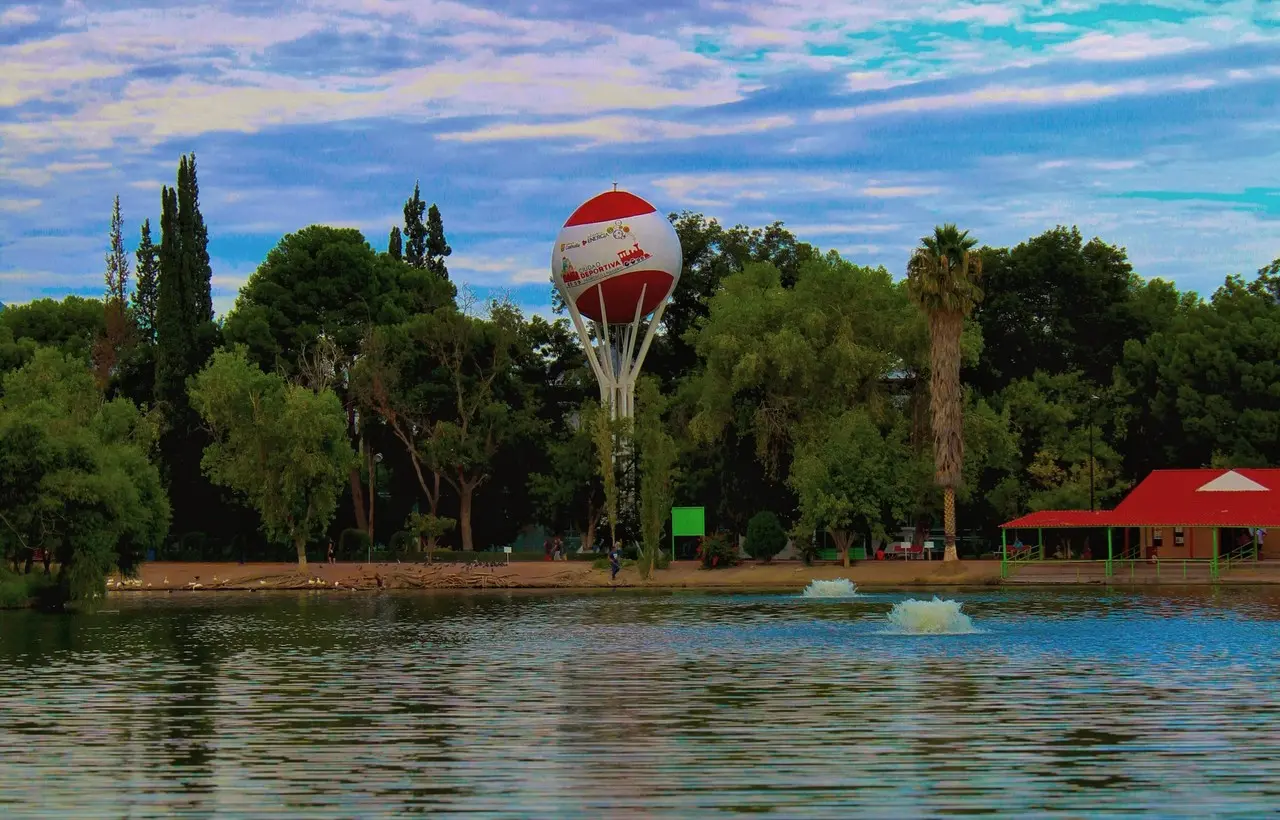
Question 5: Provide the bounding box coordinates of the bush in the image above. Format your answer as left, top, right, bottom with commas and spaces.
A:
745, 512, 787, 562
696, 532, 739, 569
340, 528, 371, 559
0, 568, 54, 609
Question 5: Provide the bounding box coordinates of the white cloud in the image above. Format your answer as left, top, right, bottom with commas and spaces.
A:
936, 3, 1021, 26
449, 254, 549, 287
437, 114, 793, 145
0, 198, 41, 212
0, 6, 39, 27
1054, 31, 1205, 61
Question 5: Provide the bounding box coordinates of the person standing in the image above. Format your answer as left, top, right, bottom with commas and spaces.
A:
609, 545, 621, 582
327, 540, 335, 565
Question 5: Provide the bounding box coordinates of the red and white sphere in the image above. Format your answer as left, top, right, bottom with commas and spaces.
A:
551, 190, 682, 324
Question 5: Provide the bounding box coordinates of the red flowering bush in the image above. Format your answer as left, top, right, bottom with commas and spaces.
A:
696, 532, 739, 569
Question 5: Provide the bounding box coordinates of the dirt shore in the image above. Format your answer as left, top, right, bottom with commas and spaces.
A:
107, 558, 1003, 593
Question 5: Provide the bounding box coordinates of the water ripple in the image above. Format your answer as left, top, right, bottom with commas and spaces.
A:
3, 588, 1280, 816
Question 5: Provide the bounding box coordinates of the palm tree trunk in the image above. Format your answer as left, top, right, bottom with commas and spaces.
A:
943, 486, 958, 562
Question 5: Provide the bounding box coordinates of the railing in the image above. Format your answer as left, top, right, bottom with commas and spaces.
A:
1220, 540, 1259, 575
1001, 556, 1221, 582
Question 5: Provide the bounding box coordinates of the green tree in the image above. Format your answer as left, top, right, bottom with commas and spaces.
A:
906, 224, 984, 562
635, 377, 677, 578
789, 409, 911, 567
154, 153, 220, 546
425, 203, 452, 280
1115, 266, 1280, 473
388, 226, 403, 260
133, 218, 160, 345
0, 296, 105, 366
189, 347, 353, 566
744, 510, 787, 562
94, 195, 136, 388
527, 399, 605, 551
971, 227, 1136, 393
223, 225, 452, 537
0, 349, 169, 604
403, 182, 427, 269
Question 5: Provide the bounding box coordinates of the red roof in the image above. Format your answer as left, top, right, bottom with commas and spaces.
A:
1001, 469, 1280, 529
1002, 510, 1114, 529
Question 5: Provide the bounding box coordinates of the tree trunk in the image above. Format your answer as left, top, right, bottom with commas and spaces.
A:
366, 445, 377, 543
832, 530, 852, 567
943, 485, 958, 562
584, 501, 599, 555
459, 481, 475, 551
294, 536, 308, 567
348, 466, 368, 533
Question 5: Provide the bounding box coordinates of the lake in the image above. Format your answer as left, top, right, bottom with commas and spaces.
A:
3, 586, 1280, 817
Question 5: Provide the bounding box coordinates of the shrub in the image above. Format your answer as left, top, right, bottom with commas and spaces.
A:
696, 532, 739, 569
745, 512, 787, 562
0, 568, 54, 609
340, 528, 372, 559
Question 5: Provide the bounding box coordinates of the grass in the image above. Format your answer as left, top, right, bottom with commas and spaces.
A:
0, 567, 55, 609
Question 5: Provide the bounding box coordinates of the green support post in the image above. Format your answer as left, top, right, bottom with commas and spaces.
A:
1001, 528, 1008, 579
1106, 527, 1113, 578
1212, 528, 1219, 581
1254, 530, 1260, 563
1038, 528, 1044, 560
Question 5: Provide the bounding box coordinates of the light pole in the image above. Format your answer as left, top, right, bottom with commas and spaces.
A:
1088, 395, 1100, 511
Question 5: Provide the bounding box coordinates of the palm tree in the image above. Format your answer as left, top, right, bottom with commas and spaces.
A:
906, 224, 983, 562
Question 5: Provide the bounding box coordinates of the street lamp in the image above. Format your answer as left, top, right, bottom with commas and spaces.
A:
1088, 395, 1100, 511
369, 452, 383, 564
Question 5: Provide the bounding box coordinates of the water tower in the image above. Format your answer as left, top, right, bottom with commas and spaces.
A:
551, 188, 682, 419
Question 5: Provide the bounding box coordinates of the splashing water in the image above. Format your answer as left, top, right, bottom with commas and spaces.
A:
801, 578, 859, 598
886, 597, 978, 634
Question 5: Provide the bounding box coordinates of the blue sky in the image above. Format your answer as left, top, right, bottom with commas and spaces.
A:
1, 0, 1278, 318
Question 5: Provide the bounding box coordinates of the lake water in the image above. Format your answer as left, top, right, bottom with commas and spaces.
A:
4, 587, 1280, 817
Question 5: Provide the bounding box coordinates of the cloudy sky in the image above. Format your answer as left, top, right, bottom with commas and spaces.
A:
1, 0, 1278, 318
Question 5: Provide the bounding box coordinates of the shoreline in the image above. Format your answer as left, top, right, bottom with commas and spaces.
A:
98, 559, 1280, 594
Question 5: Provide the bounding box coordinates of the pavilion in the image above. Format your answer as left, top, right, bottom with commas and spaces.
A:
999, 469, 1280, 580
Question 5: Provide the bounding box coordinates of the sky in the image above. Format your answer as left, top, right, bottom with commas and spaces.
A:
1, 0, 1278, 319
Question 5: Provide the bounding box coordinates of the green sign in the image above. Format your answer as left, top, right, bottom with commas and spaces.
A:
671, 506, 706, 561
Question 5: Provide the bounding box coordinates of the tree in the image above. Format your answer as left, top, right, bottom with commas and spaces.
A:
592, 398, 623, 554
222, 226, 452, 538
745, 511, 787, 562
789, 409, 911, 567
133, 218, 160, 345
0, 296, 104, 367
971, 227, 1137, 393
425, 203, 452, 280
403, 182, 427, 269
0, 349, 169, 603
906, 224, 984, 562
154, 153, 221, 546
189, 347, 353, 566
528, 400, 605, 551
420, 304, 536, 551
635, 377, 677, 578
387, 226, 403, 260
1114, 267, 1280, 473
93, 195, 136, 388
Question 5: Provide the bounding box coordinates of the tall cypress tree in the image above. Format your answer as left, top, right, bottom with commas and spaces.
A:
154, 153, 224, 548
403, 182, 427, 269
104, 195, 131, 304
388, 226, 403, 260
425, 203, 452, 281
155, 180, 186, 408
133, 219, 160, 345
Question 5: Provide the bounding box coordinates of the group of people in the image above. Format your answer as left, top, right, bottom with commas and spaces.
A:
543, 534, 567, 561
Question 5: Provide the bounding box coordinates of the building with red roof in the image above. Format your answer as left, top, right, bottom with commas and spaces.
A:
1001, 469, 1280, 569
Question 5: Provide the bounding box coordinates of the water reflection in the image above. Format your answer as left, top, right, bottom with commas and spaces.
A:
4, 588, 1280, 816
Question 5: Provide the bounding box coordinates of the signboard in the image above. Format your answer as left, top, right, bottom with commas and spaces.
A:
503, 546, 512, 553
671, 506, 706, 562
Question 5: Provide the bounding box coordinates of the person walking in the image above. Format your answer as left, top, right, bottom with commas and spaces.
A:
609, 545, 621, 582
327, 540, 335, 565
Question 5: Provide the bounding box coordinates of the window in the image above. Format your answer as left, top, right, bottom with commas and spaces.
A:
1174, 528, 1185, 546
1152, 529, 1163, 547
